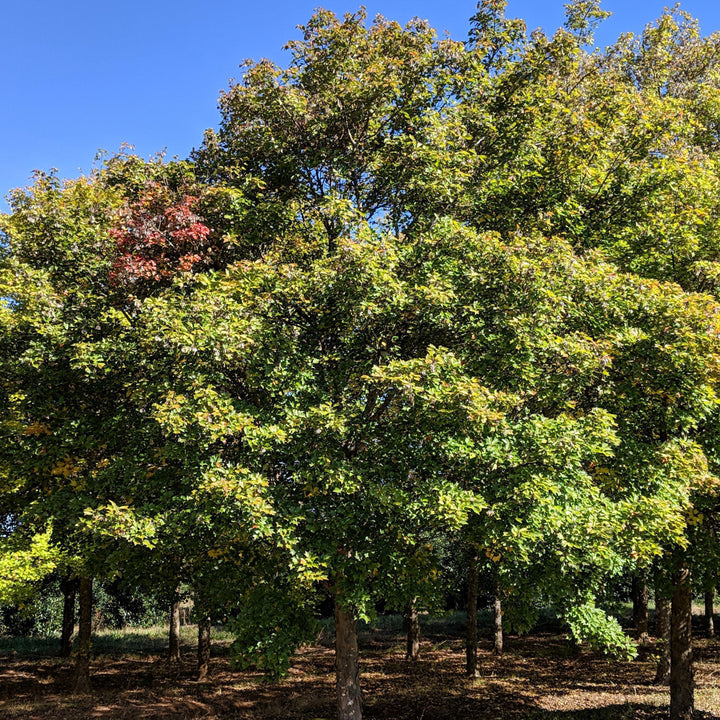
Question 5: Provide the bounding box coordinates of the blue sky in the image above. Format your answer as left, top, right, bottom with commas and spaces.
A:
2, 1, 720, 212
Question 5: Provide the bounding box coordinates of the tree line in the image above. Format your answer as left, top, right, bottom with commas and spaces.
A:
3, 2, 720, 719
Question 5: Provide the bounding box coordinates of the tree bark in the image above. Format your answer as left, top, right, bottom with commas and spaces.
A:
59, 576, 76, 658
169, 599, 182, 663
335, 599, 362, 720
670, 567, 694, 720
466, 549, 479, 677
705, 589, 715, 639
403, 601, 420, 661
493, 576, 503, 656
71, 576, 92, 694
197, 620, 211, 681
655, 590, 671, 685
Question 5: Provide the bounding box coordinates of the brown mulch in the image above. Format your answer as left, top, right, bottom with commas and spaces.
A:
2, 631, 720, 719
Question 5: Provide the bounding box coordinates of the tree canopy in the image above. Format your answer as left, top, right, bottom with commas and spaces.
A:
3, 2, 720, 719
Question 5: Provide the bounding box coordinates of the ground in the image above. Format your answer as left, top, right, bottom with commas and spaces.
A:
2, 617, 720, 719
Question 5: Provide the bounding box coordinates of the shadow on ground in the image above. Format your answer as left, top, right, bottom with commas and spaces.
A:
2, 630, 718, 719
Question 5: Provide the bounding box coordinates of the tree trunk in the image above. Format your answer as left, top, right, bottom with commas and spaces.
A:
670, 567, 694, 720
632, 575, 649, 641
197, 620, 211, 681
655, 590, 671, 685
466, 549, 479, 677
403, 601, 420, 661
493, 576, 503, 656
71, 576, 92, 694
59, 576, 76, 658
335, 599, 362, 720
705, 589, 715, 639
169, 599, 182, 663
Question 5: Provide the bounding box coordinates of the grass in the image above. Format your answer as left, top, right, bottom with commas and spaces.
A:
0, 634, 60, 656
0, 623, 236, 658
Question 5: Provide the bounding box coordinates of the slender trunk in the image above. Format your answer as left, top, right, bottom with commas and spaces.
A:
71, 577, 92, 694
655, 590, 671, 685
705, 589, 715, 639
334, 599, 362, 720
403, 601, 420, 661
169, 600, 182, 662
493, 576, 503, 656
59, 576, 76, 658
670, 567, 694, 720
466, 549, 479, 677
197, 620, 211, 681
632, 575, 649, 642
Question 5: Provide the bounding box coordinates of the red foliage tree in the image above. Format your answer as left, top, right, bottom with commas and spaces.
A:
109, 182, 213, 294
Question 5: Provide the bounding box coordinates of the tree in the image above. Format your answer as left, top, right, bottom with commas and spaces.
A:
186, 6, 720, 715
194, 8, 472, 246
456, 6, 720, 716
139, 210, 720, 715
0, 163, 179, 690
0, 170, 123, 690
0, 529, 58, 606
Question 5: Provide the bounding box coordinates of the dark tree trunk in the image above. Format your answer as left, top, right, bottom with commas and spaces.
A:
403, 601, 420, 661
335, 599, 362, 720
655, 590, 671, 685
169, 599, 182, 663
632, 575, 649, 641
670, 567, 694, 720
493, 576, 503, 656
59, 576, 76, 658
705, 589, 715, 639
71, 577, 92, 694
197, 620, 211, 681
466, 549, 479, 677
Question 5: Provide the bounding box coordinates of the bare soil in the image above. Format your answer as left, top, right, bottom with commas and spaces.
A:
2, 627, 720, 719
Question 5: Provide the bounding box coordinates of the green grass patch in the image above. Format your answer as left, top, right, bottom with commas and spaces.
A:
0, 634, 59, 656
0, 623, 236, 658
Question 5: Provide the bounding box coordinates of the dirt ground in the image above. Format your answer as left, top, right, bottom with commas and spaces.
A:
2, 628, 720, 719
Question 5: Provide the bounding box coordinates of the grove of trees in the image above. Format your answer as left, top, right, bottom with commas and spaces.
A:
3, 2, 720, 719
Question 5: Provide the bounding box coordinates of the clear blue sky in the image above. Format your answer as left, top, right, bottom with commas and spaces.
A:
2, 1, 720, 212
